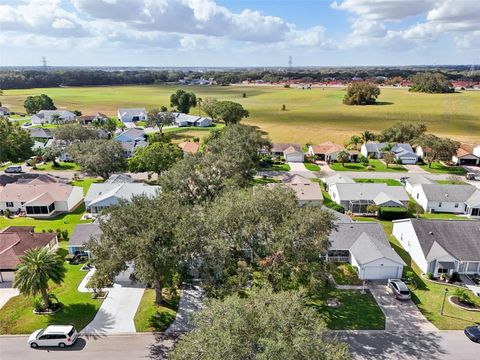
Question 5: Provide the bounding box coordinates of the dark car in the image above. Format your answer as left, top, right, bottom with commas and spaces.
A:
387, 279, 411, 300
464, 325, 480, 343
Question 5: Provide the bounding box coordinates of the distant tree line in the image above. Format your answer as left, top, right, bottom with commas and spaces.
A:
1, 66, 479, 89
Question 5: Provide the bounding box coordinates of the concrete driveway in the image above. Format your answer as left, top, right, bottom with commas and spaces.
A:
287, 162, 308, 171
80, 266, 145, 335
368, 283, 437, 331
0, 282, 19, 310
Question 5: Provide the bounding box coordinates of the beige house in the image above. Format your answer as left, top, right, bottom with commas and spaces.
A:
268, 174, 323, 206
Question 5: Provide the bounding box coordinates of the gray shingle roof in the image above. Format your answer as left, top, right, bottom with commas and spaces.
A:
328, 222, 405, 265
68, 223, 102, 247
408, 219, 480, 261
419, 184, 478, 203
333, 183, 409, 203
270, 143, 302, 153
28, 128, 53, 139
364, 142, 387, 153
406, 175, 434, 186
324, 174, 355, 187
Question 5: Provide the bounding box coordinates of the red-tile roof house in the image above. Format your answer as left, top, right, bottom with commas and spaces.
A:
178, 141, 200, 154
0, 226, 58, 282
0, 183, 84, 218
452, 144, 479, 166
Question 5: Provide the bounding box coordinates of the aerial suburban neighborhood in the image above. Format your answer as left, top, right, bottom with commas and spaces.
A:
1, 1, 480, 359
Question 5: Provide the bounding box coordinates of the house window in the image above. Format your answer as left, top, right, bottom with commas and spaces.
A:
454, 203, 459, 208
438, 202, 442, 207
6, 202, 13, 208
437, 268, 449, 274
416, 194, 419, 199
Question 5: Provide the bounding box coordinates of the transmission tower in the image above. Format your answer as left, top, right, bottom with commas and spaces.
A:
41, 56, 48, 71
288, 55, 292, 68
467, 63, 475, 77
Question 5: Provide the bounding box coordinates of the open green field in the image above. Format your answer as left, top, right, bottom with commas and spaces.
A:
3, 85, 480, 144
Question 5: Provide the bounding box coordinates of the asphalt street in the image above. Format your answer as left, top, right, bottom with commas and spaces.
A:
1, 331, 478, 360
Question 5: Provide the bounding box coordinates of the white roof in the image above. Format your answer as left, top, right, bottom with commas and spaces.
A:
85, 183, 159, 207
333, 183, 409, 203
43, 325, 74, 334
325, 174, 355, 187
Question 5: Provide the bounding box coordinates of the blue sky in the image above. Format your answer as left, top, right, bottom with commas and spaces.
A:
0, 0, 479, 67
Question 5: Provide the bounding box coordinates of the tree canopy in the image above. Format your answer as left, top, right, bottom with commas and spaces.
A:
409, 72, 454, 93
416, 134, 460, 167
170, 288, 350, 360
128, 142, 183, 177
379, 122, 427, 143
213, 100, 249, 125
23, 94, 56, 114
146, 108, 175, 134
68, 140, 127, 179
343, 82, 380, 105
170, 89, 197, 114
200, 97, 218, 121
92, 117, 117, 133
53, 123, 98, 143
0, 117, 33, 162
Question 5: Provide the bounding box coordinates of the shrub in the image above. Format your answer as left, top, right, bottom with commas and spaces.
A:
426, 272, 434, 279
454, 288, 473, 305
325, 203, 346, 214
358, 154, 369, 166
378, 207, 409, 221
366, 165, 373, 171
32, 297, 44, 312
61, 229, 69, 241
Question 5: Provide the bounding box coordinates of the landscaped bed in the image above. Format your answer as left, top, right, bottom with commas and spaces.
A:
134, 289, 180, 332
330, 263, 363, 285
330, 159, 406, 172
309, 288, 385, 330
354, 178, 402, 186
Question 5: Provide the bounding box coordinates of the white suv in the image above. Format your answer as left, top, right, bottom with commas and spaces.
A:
28, 325, 78, 348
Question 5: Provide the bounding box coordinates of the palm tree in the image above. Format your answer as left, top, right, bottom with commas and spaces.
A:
336, 150, 350, 167
360, 130, 375, 144
14, 247, 66, 310
349, 135, 361, 150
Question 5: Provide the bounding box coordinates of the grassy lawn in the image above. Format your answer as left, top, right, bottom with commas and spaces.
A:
3, 86, 480, 144
134, 289, 180, 332
34, 162, 82, 172
355, 217, 480, 329
304, 162, 320, 171
0, 204, 91, 236
354, 178, 402, 186
71, 177, 102, 195
436, 180, 467, 185
330, 159, 407, 172
419, 162, 467, 175
0, 249, 102, 334
309, 288, 385, 330
257, 163, 291, 171
252, 177, 281, 185
330, 263, 363, 285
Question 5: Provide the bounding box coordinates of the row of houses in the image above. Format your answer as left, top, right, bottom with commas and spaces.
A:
117, 108, 213, 128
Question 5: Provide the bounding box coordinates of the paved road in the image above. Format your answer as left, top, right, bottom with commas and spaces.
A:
1, 331, 478, 360
368, 283, 437, 331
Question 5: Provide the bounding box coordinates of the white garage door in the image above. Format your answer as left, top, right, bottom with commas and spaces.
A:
362, 266, 400, 280
0, 271, 14, 283
285, 153, 304, 163
401, 157, 418, 165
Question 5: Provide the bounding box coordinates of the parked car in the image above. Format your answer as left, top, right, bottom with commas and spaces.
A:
466, 173, 477, 181
21, 122, 32, 128
464, 324, 480, 343
4, 165, 23, 173
28, 325, 78, 348
387, 279, 411, 300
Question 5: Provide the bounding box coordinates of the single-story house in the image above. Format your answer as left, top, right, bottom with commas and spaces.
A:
77, 112, 108, 125
324, 222, 405, 280
283, 146, 304, 163
31, 110, 76, 125
392, 219, 480, 277
360, 142, 387, 159
267, 174, 323, 206
174, 113, 213, 127
329, 182, 409, 214
410, 183, 480, 216
404, 175, 434, 194
120, 140, 148, 158
308, 142, 345, 162
178, 141, 200, 154
114, 128, 146, 143
68, 223, 102, 256
0, 106, 10, 116
324, 174, 355, 191
117, 108, 147, 123
452, 144, 479, 166
85, 182, 160, 214
270, 143, 302, 157
0, 226, 58, 282
0, 183, 83, 218
391, 143, 418, 164
28, 127, 53, 139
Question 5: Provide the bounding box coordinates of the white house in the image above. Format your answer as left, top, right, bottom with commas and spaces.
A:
473, 145, 480, 158
31, 110, 75, 125
410, 183, 480, 216
283, 146, 304, 162
360, 142, 387, 159
85, 182, 160, 214
391, 143, 418, 164
267, 174, 323, 206
114, 128, 147, 157
404, 175, 434, 194
0, 106, 10, 116
117, 108, 147, 123
452, 144, 479, 166
68, 223, 102, 256
308, 142, 345, 161
392, 219, 480, 277
328, 182, 409, 214
324, 174, 355, 191
0, 183, 83, 218
324, 222, 405, 280
174, 113, 213, 127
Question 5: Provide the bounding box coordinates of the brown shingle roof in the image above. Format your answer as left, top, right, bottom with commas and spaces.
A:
456, 143, 475, 158
311, 141, 344, 155
0, 183, 74, 203
0, 227, 57, 270
271, 143, 302, 153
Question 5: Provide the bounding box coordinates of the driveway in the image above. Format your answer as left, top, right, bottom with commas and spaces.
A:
0, 282, 19, 310
80, 266, 145, 335
166, 285, 204, 334
368, 283, 437, 331
287, 162, 308, 171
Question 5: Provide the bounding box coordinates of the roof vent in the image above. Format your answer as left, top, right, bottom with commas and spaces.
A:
429, 231, 434, 235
